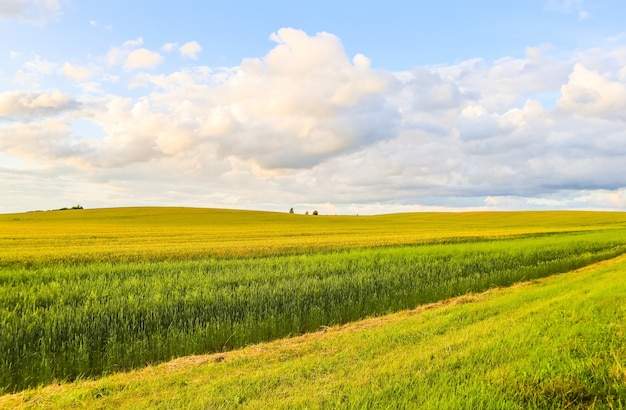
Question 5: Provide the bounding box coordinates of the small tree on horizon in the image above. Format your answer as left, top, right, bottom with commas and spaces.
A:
312, 210, 318, 215
289, 208, 294, 214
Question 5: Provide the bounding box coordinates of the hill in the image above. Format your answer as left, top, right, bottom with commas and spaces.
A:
2, 206, 626, 265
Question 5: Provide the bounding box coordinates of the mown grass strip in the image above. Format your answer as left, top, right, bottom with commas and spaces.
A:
1, 229, 625, 393
2, 254, 625, 409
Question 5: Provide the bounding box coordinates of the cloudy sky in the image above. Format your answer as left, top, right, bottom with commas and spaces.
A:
1, 0, 626, 214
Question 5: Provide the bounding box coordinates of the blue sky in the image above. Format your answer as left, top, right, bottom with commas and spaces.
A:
1, 0, 626, 214
5, 1, 625, 68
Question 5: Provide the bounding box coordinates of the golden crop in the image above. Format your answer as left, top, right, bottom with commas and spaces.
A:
2, 207, 625, 266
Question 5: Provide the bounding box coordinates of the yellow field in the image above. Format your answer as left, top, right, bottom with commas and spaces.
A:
2, 207, 626, 265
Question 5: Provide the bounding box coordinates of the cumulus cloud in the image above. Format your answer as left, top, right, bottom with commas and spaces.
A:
0, 0, 61, 25
59, 63, 93, 82
124, 48, 164, 70
2, 28, 626, 213
558, 64, 626, 120
0, 90, 79, 118
456, 106, 511, 142
0, 118, 96, 167
179, 41, 202, 59
96, 28, 397, 170
107, 38, 164, 71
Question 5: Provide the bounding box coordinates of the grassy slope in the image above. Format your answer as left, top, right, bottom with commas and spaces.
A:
2, 256, 625, 409
2, 207, 626, 265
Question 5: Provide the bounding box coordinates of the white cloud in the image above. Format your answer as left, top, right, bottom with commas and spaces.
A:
24, 55, 56, 74
107, 38, 164, 71
124, 48, 164, 70
77, 82, 104, 94
179, 41, 202, 59
0, 0, 62, 25
456, 107, 511, 142
123, 37, 143, 47
558, 63, 626, 120
0, 118, 95, 165
161, 42, 178, 52
0, 90, 79, 118
2, 29, 626, 213
13, 69, 41, 87
106, 47, 125, 67
525, 43, 554, 60
59, 63, 93, 82
265, 28, 346, 75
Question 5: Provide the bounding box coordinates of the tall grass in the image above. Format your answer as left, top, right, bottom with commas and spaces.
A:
1, 230, 625, 393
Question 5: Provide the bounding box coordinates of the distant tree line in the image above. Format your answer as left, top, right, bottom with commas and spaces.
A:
58, 205, 84, 211
29, 205, 84, 212
289, 208, 318, 215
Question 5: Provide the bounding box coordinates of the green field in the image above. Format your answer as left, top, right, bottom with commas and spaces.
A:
2, 253, 625, 409
1, 207, 626, 405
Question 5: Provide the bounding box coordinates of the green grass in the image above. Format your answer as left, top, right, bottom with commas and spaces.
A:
2, 227, 625, 393
2, 208, 626, 400
2, 254, 625, 409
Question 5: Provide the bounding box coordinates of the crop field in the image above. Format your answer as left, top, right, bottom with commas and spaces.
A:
3, 207, 626, 265
3, 254, 625, 409
1, 207, 626, 396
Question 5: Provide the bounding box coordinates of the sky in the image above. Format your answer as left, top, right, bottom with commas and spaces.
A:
1, 0, 626, 215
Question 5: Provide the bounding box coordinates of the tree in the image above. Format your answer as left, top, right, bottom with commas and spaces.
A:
289, 208, 294, 214
305, 211, 309, 215
312, 210, 318, 215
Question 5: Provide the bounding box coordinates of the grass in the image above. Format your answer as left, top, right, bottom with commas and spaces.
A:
2, 207, 626, 404
2, 228, 625, 393
2, 254, 624, 409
